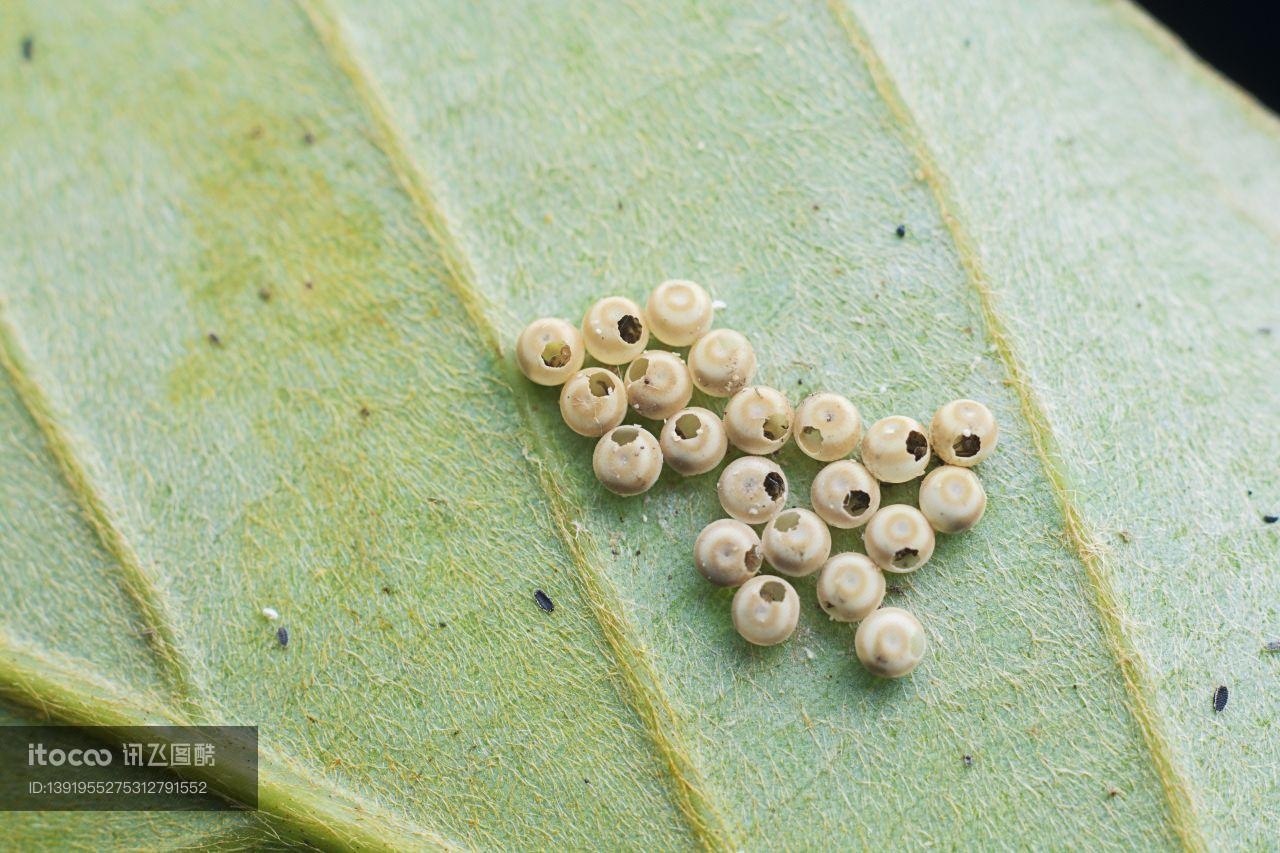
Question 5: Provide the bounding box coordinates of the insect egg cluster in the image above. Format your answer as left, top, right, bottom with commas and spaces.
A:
516, 281, 999, 679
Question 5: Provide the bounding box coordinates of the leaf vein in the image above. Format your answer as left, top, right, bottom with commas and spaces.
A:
824, 2, 1204, 849
0, 628, 460, 852
0, 305, 204, 717
292, 1, 736, 848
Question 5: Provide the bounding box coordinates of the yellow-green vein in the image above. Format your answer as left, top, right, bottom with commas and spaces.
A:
824, 2, 1205, 849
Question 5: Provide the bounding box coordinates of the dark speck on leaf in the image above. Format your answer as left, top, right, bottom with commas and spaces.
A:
207, 332, 221, 346
437, 622, 447, 629
1264, 515, 1278, 524
303, 132, 315, 145
359, 406, 371, 418
21, 36, 33, 61
534, 589, 554, 613
1212, 685, 1228, 713
895, 224, 906, 238
257, 287, 271, 302
304, 280, 313, 290
1263, 640, 1280, 652
962, 754, 973, 767
276, 626, 289, 648
381, 585, 393, 595
1260, 326, 1272, 335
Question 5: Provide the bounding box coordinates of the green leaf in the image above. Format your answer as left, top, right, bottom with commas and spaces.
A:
1, 0, 1277, 849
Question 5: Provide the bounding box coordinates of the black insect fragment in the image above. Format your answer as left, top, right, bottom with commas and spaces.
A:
534, 589, 555, 613
1263, 515, 1278, 524
276, 626, 289, 648
895, 224, 906, 238
1212, 685, 1228, 713
21, 36, 33, 61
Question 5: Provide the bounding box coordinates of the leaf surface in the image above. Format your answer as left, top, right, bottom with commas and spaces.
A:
1, 0, 1277, 849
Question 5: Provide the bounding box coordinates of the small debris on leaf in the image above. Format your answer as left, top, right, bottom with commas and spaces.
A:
895, 224, 906, 238
207, 332, 222, 346
261, 607, 279, 621
276, 626, 289, 648
1264, 515, 1278, 524
1212, 685, 1228, 713
534, 589, 555, 613
962, 754, 973, 767
257, 287, 271, 302
21, 36, 33, 62
1263, 640, 1280, 653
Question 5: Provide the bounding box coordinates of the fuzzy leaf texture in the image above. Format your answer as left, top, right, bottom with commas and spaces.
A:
1, 0, 1278, 849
